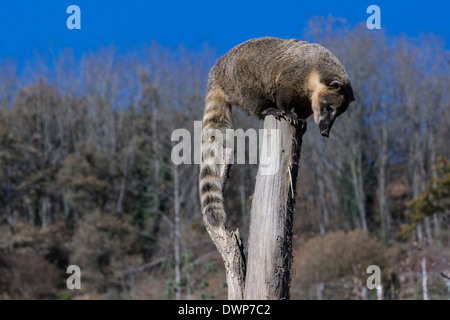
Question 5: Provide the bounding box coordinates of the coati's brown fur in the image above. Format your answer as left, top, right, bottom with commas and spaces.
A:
200, 37, 355, 228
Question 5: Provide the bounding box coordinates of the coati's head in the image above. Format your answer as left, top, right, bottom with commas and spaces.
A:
308, 71, 355, 138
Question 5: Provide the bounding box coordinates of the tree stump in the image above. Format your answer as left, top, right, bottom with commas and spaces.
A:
203, 115, 305, 299
244, 116, 304, 299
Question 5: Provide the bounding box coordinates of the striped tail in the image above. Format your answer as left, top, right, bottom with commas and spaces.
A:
199, 85, 232, 228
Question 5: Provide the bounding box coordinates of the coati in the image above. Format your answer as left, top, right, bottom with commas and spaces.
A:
200, 37, 355, 228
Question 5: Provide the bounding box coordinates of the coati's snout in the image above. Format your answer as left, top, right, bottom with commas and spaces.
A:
318, 118, 339, 137
317, 104, 337, 138
313, 93, 343, 138
312, 79, 354, 138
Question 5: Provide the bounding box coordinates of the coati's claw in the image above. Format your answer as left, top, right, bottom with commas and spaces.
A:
287, 114, 307, 134
262, 108, 286, 121
285, 112, 298, 126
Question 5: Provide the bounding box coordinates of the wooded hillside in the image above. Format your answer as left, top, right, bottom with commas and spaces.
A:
0, 19, 449, 299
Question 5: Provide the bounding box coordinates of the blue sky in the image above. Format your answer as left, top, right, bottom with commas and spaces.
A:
0, 0, 448, 63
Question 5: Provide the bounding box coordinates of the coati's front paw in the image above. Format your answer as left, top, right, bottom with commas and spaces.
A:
262, 108, 286, 121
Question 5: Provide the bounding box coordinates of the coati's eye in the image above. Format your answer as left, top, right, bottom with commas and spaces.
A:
329, 80, 341, 88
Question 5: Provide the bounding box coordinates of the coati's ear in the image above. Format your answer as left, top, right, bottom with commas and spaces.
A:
329, 80, 341, 88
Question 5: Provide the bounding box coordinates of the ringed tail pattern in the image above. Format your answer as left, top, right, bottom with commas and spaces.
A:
199, 85, 232, 228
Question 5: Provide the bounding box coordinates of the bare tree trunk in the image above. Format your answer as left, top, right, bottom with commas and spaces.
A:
6, 204, 13, 252
317, 175, 330, 232
203, 223, 246, 300
244, 116, 304, 300
424, 217, 433, 245
203, 116, 304, 300
24, 195, 34, 225
40, 196, 51, 228
411, 118, 426, 245
173, 164, 182, 300
379, 125, 390, 243
361, 286, 368, 300
422, 257, 429, 300
377, 285, 383, 300
428, 133, 441, 244
186, 271, 192, 300
432, 214, 440, 244
311, 144, 330, 234
316, 282, 324, 300
350, 156, 368, 233
116, 147, 133, 215
416, 224, 424, 244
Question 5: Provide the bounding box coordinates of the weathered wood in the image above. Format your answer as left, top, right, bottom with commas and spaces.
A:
244, 116, 304, 300
202, 224, 246, 299
202, 115, 304, 300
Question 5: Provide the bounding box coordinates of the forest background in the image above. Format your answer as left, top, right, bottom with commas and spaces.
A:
0, 3, 449, 300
